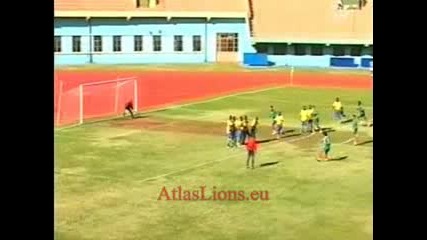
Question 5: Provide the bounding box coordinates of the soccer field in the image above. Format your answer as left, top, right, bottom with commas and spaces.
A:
54, 87, 373, 240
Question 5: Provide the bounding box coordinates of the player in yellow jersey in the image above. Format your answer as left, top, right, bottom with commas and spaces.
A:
226, 115, 236, 148
274, 112, 285, 139
300, 106, 308, 133
240, 116, 249, 145
307, 105, 314, 133
235, 116, 243, 146
250, 116, 259, 138
332, 97, 344, 121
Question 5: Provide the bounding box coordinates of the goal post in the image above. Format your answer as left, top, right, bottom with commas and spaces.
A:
55, 77, 138, 126
78, 77, 138, 124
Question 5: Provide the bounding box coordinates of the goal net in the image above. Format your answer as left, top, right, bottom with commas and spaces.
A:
55, 77, 138, 126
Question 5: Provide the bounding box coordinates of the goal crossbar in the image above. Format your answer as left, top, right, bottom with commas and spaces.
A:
80, 77, 137, 87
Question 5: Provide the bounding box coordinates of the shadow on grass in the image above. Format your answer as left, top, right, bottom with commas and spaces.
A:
321, 127, 336, 133
356, 139, 373, 146
259, 161, 280, 168
256, 138, 278, 144
329, 156, 348, 161
283, 133, 302, 138
317, 156, 348, 162
332, 156, 348, 161
340, 119, 352, 124
256, 133, 302, 144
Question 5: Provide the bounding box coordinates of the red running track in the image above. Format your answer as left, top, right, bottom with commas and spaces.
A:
54, 71, 372, 126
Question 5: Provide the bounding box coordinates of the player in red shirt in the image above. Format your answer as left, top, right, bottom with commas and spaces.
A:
246, 137, 258, 169
123, 100, 135, 119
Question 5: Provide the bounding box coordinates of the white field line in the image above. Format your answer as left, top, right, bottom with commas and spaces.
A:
55, 85, 285, 132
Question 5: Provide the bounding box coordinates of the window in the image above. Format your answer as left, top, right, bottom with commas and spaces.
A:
138, 0, 150, 7
311, 44, 324, 56
255, 43, 269, 54
293, 44, 306, 56
54, 36, 61, 52
72, 36, 81, 52
332, 45, 346, 56
349, 45, 362, 56
272, 43, 288, 55
365, 45, 373, 56
216, 33, 238, 52
174, 35, 183, 52
113, 36, 121, 52
134, 35, 143, 52
94, 36, 102, 52
153, 35, 162, 52
192, 35, 202, 52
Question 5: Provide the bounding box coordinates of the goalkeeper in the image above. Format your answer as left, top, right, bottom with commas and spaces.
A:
123, 100, 136, 119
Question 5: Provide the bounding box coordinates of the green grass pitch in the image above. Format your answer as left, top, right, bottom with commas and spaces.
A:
54, 87, 372, 240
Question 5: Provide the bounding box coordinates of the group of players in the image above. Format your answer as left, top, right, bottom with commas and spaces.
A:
226, 115, 259, 148
269, 104, 322, 140
225, 103, 323, 149
225, 97, 372, 164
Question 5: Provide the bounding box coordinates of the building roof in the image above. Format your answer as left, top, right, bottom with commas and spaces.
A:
54, 0, 249, 18
251, 0, 373, 44
163, 0, 247, 12
54, 0, 135, 11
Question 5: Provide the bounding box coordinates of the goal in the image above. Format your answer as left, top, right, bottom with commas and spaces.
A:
56, 77, 138, 126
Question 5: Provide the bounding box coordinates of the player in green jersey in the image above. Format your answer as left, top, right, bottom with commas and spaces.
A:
269, 105, 277, 134
317, 131, 331, 161
352, 114, 359, 145
356, 101, 367, 121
